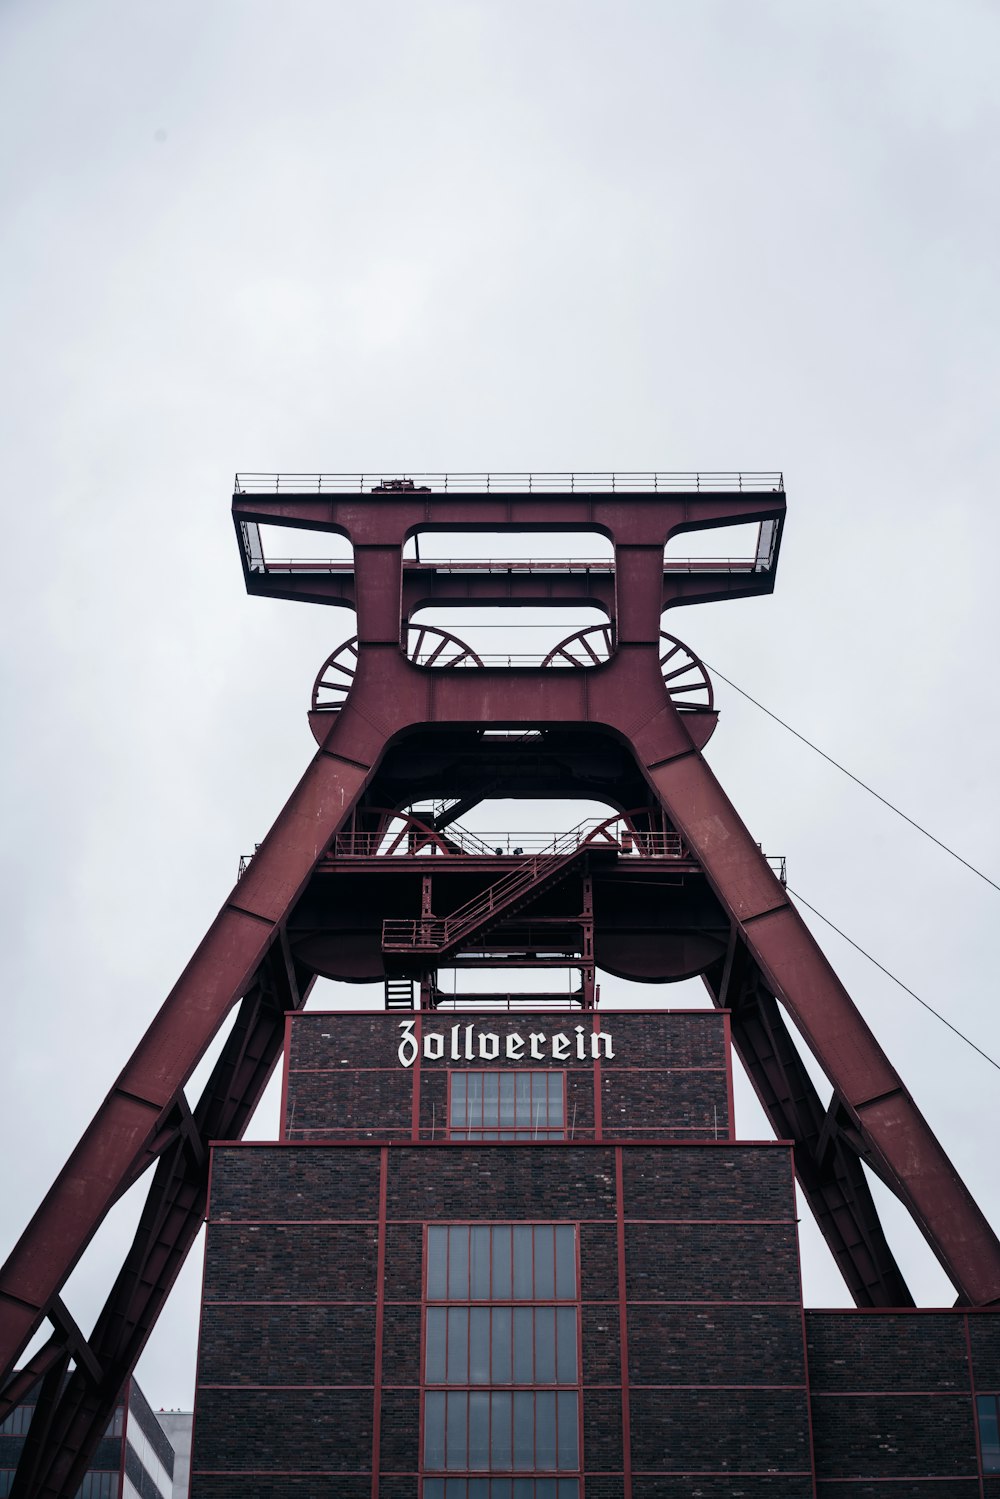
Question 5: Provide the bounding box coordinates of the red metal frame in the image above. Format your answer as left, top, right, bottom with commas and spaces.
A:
2, 474, 998, 1495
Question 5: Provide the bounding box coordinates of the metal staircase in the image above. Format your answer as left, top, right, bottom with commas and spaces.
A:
381, 824, 599, 958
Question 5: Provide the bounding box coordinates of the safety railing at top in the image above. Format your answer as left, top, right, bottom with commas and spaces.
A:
234, 471, 784, 495
247, 556, 769, 575
330, 822, 687, 860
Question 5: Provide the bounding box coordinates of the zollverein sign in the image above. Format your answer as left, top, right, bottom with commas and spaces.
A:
397, 1019, 615, 1068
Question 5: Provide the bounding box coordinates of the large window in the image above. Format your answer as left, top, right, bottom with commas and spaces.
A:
978, 1395, 1000, 1473
449, 1073, 566, 1141
423, 1224, 581, 1497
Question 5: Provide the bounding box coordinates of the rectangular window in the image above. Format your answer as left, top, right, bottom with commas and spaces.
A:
978, 1394, 1000, 1473
450, 1072, 566, 1140
423, 1225, 581, 1490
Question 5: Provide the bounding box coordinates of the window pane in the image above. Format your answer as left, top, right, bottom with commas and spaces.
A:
484, 1072, 500, 1127
512, 1392, 534, 1470
515, 1072, 531, 1126
426, 1307, 447, 1381
423, 1483, 444, 1499
535, 1391, 557, 1470
513, 1483, 534, 1499
469, 1482, 490, 1499
491, 1482, 513, 1499
470, 1307, 491, 1383
557, 1392, 578, 1470
471, 1226, 492, 1299
427, 1228, 449, 1299
448, 1308, 469, 1384
469, 1391, 491, 1470
979, 1395, 1000, 1472
492, 1225, 512, 1299
536, 1484, 558, 1499
556, 1308, 577, 1383
492, 1307, 512, 1383
513, 1306, 534, 1382
425, 1392, 446, 1469
467, 1073, 483, 1126
534, 1226, 555, 1300
554, 1227, 576, 1300
558, 1483, 580, 1499
491, 1391, 512, 1470
451, 1073, 467, 1125
512, 1226, 533, 1299
498, 1074, 517, 1126
444, 1483, 465, 1499
446, 1391, 467, 1469
548, 1075, 565, 1126
448, 1227, 470, 1300
534, 1307, 556, 1383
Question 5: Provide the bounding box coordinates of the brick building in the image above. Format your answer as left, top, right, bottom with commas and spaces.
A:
188, 1009, 1000, 1497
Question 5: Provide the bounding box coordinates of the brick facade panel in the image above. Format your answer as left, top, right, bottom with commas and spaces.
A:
210, 1146, 380, 1221
582, 1303, 621, 1384
203, 1223, 379, 1301
582, 1387, 625, 1471
287, 1067, 412, 1138
602, 1069, 729, 1138
198, 1302, 376, 1385
192, 1481, 372, 1499
382, 1303, 422, 1385
634, 1481, 817, 1499
810, 1394, 978, 1478
621, 1145, 795, 1219
625, 1222, 802, 1301
383, 1222, 423, 1301
630, 1388, 811, 1473
806, 1312, 970, 1392
969, 1314, 1000, 1387
385, 1146, 617, 1221
191, 1388, 373, 1472
579, 1223, 618, 1302
629, 1303, 806, 1385
377, 1389, 420, 1472
816, 1485, 980, 1498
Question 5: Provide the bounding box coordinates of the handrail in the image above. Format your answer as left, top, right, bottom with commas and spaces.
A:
246, 555, 769, 576
234, 470, 784, 495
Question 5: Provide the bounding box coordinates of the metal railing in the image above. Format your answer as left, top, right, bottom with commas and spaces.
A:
330, 823, 686, 860
247, 554, 770, 576
234, 470, 784, 495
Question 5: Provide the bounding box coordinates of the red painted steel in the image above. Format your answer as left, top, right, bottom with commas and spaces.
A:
2, 473, 998, 1495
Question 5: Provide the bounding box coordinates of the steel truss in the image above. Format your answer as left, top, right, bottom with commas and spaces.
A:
1, 478, 997, 1495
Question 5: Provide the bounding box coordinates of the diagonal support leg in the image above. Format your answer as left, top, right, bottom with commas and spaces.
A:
637, 734, 1000, 1306
704, 941, 913, 1307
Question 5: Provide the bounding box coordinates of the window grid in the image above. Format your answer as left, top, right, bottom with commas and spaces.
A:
449, 1072, 566, 1141
422, 1225, 582, 1487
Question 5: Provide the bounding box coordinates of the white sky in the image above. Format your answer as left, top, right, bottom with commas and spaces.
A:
1, 0, 999, 1411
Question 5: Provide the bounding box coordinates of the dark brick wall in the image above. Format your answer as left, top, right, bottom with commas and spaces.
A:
283, 1009, 731, 1142
193, 1137, 808, 1493
806, 1310, 1000, 1489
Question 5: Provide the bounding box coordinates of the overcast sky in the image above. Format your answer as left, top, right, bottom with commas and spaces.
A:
2, 0, 999, 1412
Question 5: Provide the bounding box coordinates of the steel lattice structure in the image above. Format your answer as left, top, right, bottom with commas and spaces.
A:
2, 472, 998, 1496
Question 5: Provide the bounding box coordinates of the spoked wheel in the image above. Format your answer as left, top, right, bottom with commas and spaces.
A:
406, 625, 484, 669
542, 624, 614, 667
312, 637, 360, 713
312, 627, 485, 714
542, 626, 713, 711
658, 631, 713, 711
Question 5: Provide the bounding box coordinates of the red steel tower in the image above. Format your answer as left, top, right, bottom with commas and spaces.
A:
2, 471, 999, 1496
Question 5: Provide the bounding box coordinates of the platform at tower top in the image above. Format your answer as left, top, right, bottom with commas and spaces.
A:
233, 469, 785, 494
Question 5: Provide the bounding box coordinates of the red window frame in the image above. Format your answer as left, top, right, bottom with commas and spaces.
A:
447, 1071, 568, 1140
420, 1222, 584, 1493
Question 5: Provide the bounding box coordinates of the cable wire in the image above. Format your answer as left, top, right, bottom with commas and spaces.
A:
787, 886, 1000, 1073
706, 663, 1000, 895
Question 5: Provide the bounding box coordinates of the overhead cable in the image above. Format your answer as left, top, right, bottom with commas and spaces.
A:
787, 886, 1000, 1073
706, 663, 1000, 896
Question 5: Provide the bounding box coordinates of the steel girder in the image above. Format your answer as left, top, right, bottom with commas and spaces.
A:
3, 479, 998, 1494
